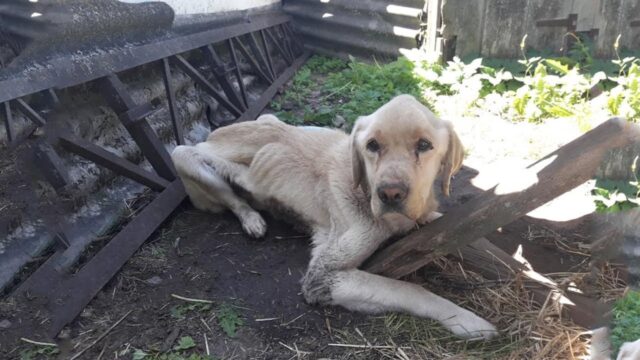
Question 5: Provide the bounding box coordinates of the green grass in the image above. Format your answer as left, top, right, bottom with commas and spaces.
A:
611, 291, 640, 356
271, 40, 640, 127
271, 55, 428, 129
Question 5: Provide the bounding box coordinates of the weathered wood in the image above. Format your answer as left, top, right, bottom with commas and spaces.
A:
364, 118, 640, 279
458, 238, 609, 328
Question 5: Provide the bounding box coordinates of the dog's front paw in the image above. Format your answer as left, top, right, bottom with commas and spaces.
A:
240, 210, 267, 238
440, 310, 498, 340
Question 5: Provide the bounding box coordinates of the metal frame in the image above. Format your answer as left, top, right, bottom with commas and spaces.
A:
4, 13, 309, 338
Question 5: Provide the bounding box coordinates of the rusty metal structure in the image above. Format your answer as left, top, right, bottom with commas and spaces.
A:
1, 6, 307, 337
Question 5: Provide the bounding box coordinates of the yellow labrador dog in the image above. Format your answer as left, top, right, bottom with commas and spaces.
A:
171, 94, 497, 339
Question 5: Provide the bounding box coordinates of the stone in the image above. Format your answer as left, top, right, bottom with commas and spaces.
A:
146, 276, 162, 285
0, 319, 11, 329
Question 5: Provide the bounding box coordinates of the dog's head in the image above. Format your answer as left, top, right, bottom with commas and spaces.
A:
350, 94, 464, 221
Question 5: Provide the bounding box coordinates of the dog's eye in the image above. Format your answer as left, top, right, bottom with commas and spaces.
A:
366, 139, 380, 153
416, 139, 433, 152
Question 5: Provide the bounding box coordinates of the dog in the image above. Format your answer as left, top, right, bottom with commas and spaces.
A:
171, 94, 498, 339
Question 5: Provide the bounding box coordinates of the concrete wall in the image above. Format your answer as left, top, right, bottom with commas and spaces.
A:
120, 0, 281, 15
440, 0, 640, 59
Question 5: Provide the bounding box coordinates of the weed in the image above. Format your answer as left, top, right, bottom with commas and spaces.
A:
174, 336, 197, 351
19, 345, 59, 360
611, 290, 640, 357
592, 157, 639, 213
170, 302, 212, 320
132, 336, 214, 360
216, 303, 243, 337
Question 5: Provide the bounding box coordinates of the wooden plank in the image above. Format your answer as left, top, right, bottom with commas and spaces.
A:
458, 238, 609, 329
364, 118, 640, 279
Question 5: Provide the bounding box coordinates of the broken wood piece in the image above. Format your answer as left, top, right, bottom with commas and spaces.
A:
364, 118, 640, 279
457, 238, 609, 329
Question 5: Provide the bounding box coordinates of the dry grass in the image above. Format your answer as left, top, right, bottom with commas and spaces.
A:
322, 255, 625, 360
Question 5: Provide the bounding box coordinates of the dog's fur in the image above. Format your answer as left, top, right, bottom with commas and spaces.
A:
171, 95, 497, 339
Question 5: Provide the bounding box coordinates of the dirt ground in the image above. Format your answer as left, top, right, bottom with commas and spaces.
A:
0, 57, 630, 359
2, 161, 623, 359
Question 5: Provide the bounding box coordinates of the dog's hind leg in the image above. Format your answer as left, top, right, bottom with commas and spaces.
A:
172, 145, 266, 238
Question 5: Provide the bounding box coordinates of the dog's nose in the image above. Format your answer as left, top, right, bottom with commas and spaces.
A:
377, 184, 408, 205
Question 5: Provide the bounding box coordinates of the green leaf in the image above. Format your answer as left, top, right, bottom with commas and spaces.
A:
217, 304, 244, 337
133, 349, 149, 360
174, 336, 197, 351
544, 59, 570, 75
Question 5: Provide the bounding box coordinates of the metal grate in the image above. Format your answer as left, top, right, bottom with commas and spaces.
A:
1, 11, 309, 338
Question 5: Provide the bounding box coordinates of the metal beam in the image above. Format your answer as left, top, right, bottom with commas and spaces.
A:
237, 51, 310, 122
0, 13, 291, 103
233, 37, 274, 85
58, 134, 170, 191
227, 39, 249, 108
14, 98, 46, 127
13, 181, 187, 338
172, 54, 243, 117
202, 45, 247, 111
98, 74, 177, 181
161, 58, 184, 145
3, 102, 13, 142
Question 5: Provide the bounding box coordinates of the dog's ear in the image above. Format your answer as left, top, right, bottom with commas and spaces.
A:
350, 117, 369, 193
441, 122, 464, 197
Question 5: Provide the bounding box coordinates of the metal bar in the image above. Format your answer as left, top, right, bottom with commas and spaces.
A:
202, 45, 246, 111
282, 23, 304, 55
227, 39, 248, 108
247, 32, 275, 80
161, 58, 184, 145
3, 102, 13, 142
232, 37, 274, 85
259, 30, 276, 78
49, 181, 185, 336
12, 181, 187, 338
264, 27, 293, 65
0, 13, 291, 103
278, 24, 296, 60
32, 142, 69, 189
14, 98, 46, 127
58, 134, 170, 191
172, 54, 243, 117
47, 88, 60, 105
120, 103, 156, 125
237, 51, 310, 122
98, 74, 177, 181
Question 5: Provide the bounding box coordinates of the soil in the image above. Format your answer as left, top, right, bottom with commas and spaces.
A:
1, 206, 366, 359
0, 162, 610, 360
0, 58, 628, 359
